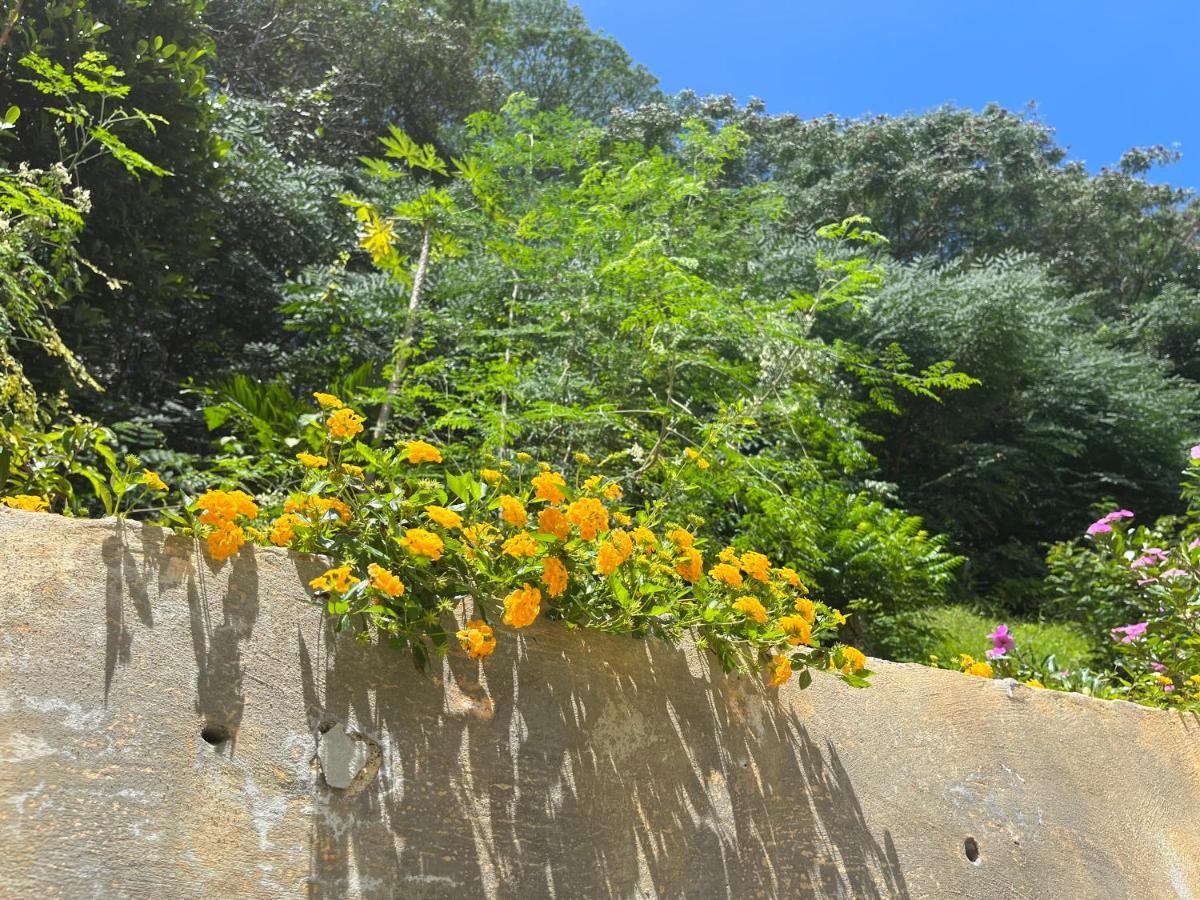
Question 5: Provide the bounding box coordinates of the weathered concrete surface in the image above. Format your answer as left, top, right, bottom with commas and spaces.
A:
1, 508, 1198, 899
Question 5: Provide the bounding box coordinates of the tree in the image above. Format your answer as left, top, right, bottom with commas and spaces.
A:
483, 0, 661, 121
1, 0, 219, 414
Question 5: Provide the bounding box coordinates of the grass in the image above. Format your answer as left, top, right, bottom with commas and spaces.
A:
920, 605, 1098, 671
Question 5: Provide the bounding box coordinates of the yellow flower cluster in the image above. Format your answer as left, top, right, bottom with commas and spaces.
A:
777, 614, 813, 646
326, 408, 365, 441
245, 415, 857, 691
542, 556, 568, 597
142, 470, 168, 492
538, 507, 570, 540
837, 647, 868, 674
768, 654, 793, 687
280, 494, 351, 529
297, 452, 328, 469
499, 495, 527, 527
958, 654, 993, 679
2, 494, 49, 512
399, 527, 444, 561
684, 447, 711, 470
709, 563, 743, 588
565, 497, 608, 540
733, 595, 768, 624
531, 471, 567, 505
310, 566, 360, 593
269, 513, 303, 547
501, 532, 539, 558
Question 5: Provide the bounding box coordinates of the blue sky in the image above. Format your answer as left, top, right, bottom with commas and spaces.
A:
578, 1, 1200, 190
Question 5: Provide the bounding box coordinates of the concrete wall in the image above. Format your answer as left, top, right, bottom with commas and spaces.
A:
1, 507, 1198, 898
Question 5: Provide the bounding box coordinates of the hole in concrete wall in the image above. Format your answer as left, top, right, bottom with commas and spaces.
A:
201, 724, 231, 746
964, 836, 980, 864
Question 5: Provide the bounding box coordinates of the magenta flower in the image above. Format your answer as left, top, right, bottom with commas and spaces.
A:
985, 623, 1015, 659
1111, 622, 1148, 643
1131, 547, 1169, 569
1150, 662, 1167, 672
1087, 509, 1135, 537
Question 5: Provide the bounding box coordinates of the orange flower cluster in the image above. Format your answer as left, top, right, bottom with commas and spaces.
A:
566, 497, 608, 540
425, 505, 463, 530
399, 527, 444, 560
310, 565, 361, 593
502, 584, 541, 628
405, 440, 442, 464
537, 507, 570, 540
197, 489, 259, 562
457, 620, 496, 658
240, 410, 863, 692
368, 563, 405, 598
499, 495, 528, 527
542, 557, 568, 597
733, 595, 768, 624
531, 471, 567, 505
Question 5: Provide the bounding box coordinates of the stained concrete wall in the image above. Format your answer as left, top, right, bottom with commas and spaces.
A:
0, 507, 1198, 899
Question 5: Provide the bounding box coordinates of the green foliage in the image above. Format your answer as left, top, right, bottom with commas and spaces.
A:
847, 255, 1199, 607
0, 414, 169, 517
322, 102, 973, 654
483, 0, 661, 120
1041, 454, 1200, 708
2, 0, 218, 413
922, 605, 1097, 672
737, 485, 964, 658
0, 46, 174, 418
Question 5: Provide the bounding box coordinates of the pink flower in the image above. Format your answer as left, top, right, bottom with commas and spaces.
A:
1106, 509, 1135, 521
1137, 577, 1158, 586
1111, 622, 1148, 643
1160, 568, 1189, 579
1190, 444, 1200, 460
1131, 547, 1169, 569
1086, 519, 1113, 536
1150, 662, 1167, 672
1189, 538, 1200, 550
985, 623, 1015, 659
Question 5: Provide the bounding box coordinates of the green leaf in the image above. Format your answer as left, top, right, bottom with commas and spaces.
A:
445, 471, 480, 504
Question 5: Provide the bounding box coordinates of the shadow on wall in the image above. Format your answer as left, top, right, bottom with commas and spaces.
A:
102, 521, 194, 699
103, 519, 264, 754
294, 594, 912, 899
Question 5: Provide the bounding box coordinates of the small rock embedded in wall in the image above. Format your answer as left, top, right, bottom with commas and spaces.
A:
317, 721, 379, 791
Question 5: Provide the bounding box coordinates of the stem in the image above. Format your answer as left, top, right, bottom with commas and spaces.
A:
373, 220, 432, 441
497, 275, 518, 457
0, 1, 20, 53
